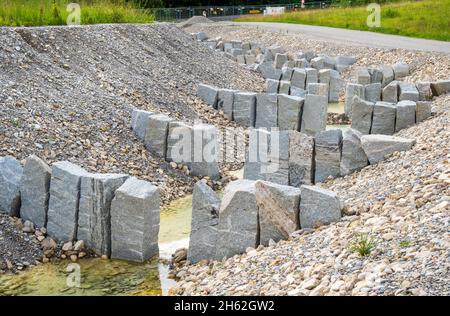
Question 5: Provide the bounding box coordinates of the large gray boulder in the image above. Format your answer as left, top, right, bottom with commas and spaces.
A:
19, 155, 51, 227
382, 81, 398, 103
78, 173, 129, 256
277, 94, 304, 131
300, 94, 327, 135
299, 185, 342, 229
233, 92, 257, 127
398, 82, 419, 102
381, 65, 394, 87
274, 53, 288, 69
392, 62, 409, 79
345, 83, 365, 116
47, 161, 89, 242
314, 129, 343, 183
255, 181, 301, 245
191, 124, 220, 180
361, 134, 415, 164
356, 67, 371, 85
291, 68, 307, 89
278, 80, 291, 95
215, 180, 258, 259
166, 121, 193, 164
144, 114, 173, 158
289, 131, 314, 187
365, 82, 382, 102
430, 80, 450, 96
188, 181, 221, 263
416, 101, 432, 123
350, 96, 374, 135
255, 93, 278, 128
416, 82, 433, 101
218, 89, 238, 120
395, 100, 417, 132
131, 109, 153, 141
197, 84, 219, 108
244, 128, 270, 181
371, 102, 396, 135
111, 177, 160, 262
305, 68, 319, 86
340, 128, 368, 176
0, 156, 22, 217
265, 79, 279, 94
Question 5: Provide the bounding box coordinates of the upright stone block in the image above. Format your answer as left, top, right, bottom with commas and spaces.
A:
281, 67, 294, 81
191, 124, 220, 180
47, 162, 89, 242
197, 84, 219, 108
291, 68, 307, 89
265, 131, 290, 186
265, 79, 279, 94
188, 181, 221, 263
19, 155, 51, 228
111, 178, 160, 262
398, 82, 419, 102
215, 180, 258, 259
255, 93, 278, 128
368, 67, 383, 83
144, 114, 173, 159
233, 92, 257, 127
340, 128, 368, 176
166, 121, 193, 164
350, 96, 374, 135
371, 102, 396, 135
245, 54, 256, 65
416, 82, 433, 101
297, 50, 315, 62
300, 94, 327, 135
395, 100, 416, 132
294, 58, 309, 68
314, 129, 343, 183
236, 55, 246, 64
278, 80, 291, 95
131, 109, 153, 140
416, 101, 432, 123
258, 61, 282, 80
356, 67, 371, 85
305, 68, 318, 86
244, 129, 270, 181
365, 83, 382, 102
392, 62, 409, 79
277, 94, 304, 131
311, 56, 326, 70
382, 81, 398, 103
299, 185, 341, 229
345, 83, 365, 116
307, 83, 329, 100
290, 87, 307, 98
255, 181, 301, 245
0, 156, 22, 217
218, 89, 238, 120
289, 131, 314, 187
328, 70, 341, 102
381, 65, 394, 87
274, 53, 288, 69
361, 135, 415, 164
430, 80, 450, 96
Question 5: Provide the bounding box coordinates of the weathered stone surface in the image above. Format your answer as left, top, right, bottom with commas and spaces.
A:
314, 129, 343, 183
47, 161, 89, 242
197, 84, 219, 108
382, 81, 398, 103
218, 89, 238, 120
416, 82, 433, 101
131, 109, 153, 140
361, 134, 415, 164
20, 155, 51, 228
289, 131, 314, 187
258, 61, 282, 80
78, 173, 129, 256
265, 79, 279, 94
299, 185, 341, 229
195, 32, 208, 41
430, 80, 450, 96
215, 180, 258, 259
297, 50, 315, 62
144, 114, 173, 158
371, 102, 396, 135
300, 94, 327, 135
291, 68, 307, 89
399, 82, 419, 102
416, 101, 432, 123
284, 60, 296, 69
281, 67, 294, 81
368, 67, 383, 83
188, 181, 221, 263
245, 54, 256, 65
307, 83, 329, 100
0, 156, 22, 217
229, 48, 244, 57
345, 83, 365, 116
290, 87, 307, 98
166, 121, 193, 163
392, 62, 409, 79
340, 128, 368, 176
255, 181, 301, 245
233, 92, 257, 127
277, 94, 304, 131
395, 100, 416, 132
244, 129, 270, 181
365, 83, 382, 102
255, 93, 278, 128
191, 124, 220, 180
111, 177, 160, 262
305, 68, 318, 86
265, 131, 289, 186
381, 65, 394, 87
236, 55, 245, 64
356, 67, 371, 85
274, 53, 288, 69
335, 56, 356, 66
350, 96, 374, 135
311, 56, 326, 70
278, 80, 291, 95
294, 58, 309, 68
320, 69, 340, 102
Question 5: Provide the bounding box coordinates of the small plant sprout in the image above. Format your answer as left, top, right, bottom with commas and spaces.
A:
351, 234, 377, 257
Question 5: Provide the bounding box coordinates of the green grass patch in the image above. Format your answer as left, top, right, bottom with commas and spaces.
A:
351, 234, 377, 257
236, 0, 450, 41
0, 0, 154, 27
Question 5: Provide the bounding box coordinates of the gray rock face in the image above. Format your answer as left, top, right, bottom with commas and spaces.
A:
431, 80, 450, 96
291, 68, 307, 89
281, 67, 294, 81
356, 67, 371, 85
215, 180, 258, 259
382, 81, 398, 103
311, 56, 326, 70
131, 109, 153, 140
245, 54, 256, 65
236, 55, 245, 64
289, 132, 314, 187
255, 181, 301, 245
345, 83, 365, 116
277, 94, 304, 131
255, 93, 278, 128
416, 82, 433, 101
297, 50, 315, 62
278, 80, 291, 95
365, 83, 382, 102
361, 134, 415, 164
368, 67, 383, 83
371, 102, 396, 135
392, 62, 410, 79
166, 121, 193, 164
258, 61, 282, 80
299, 185, 341, 229
350, 96, 374, 135
197, 84, 219, 108
300, 94, 327, 135
305, 68, 318, 86
19, 155, 51, 228
144, 114, 173, 158
314, 129, 343, 183
195, 32, 208, 41
395, 100, 417, 132
233, 92, 257, 127
340, 128, 368, 176
274, 53, 288, 69
191, 124, 221, 180
244, 129, 270, 181
307, 83, 329, 100
265, 79, 279, 94
335, 56, 356, 66
381, 65, 394, 87
218, 89, 238, 120
47, 161, 89, 242
265, 131, 290, 186
294, 58, 309, 68
290, 87, 307, 98
188, 181, 221, 263
0, 156, 22, 217
398, 82, 419, 102
78, 173, 129, 256
328, 70, 341, 102
111, 177, 160, 262
416, 101, 432, 123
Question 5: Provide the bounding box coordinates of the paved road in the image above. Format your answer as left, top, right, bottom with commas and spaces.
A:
223, 22, 450, 54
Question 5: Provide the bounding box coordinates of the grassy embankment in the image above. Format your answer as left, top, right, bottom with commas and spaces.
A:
236, 0, 450, 41
0, 0, 154, 26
